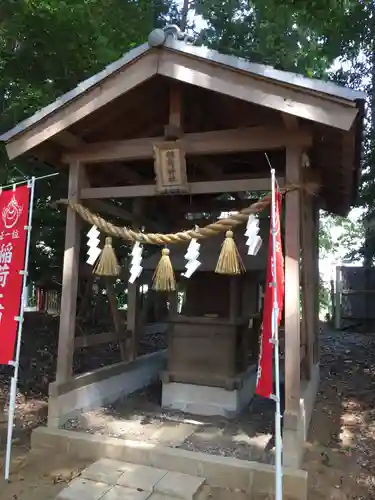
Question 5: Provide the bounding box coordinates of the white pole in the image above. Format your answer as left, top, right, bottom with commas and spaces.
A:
5, 177, 36, 481
270, 168, 283, 500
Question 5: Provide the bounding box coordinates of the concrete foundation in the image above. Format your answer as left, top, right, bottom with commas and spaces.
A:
32, 427, 308, 499
161, 364, 257, 417
48, 350, 167, 427
283, 362, 320, 468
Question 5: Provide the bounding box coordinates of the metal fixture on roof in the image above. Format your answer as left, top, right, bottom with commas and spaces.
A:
148, 29, 166, 48
148, 25, 194, 48
164, 24, 194, 44
164, 25, 185, 40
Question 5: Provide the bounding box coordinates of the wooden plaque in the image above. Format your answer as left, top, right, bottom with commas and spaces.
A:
153, 140, 189, 194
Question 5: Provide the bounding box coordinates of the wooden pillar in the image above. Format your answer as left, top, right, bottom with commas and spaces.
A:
300, 187, 315, 379
313, 203, 320, 362
168, 291, 178, 318
284, 144, 302, 415
126, 283, 139, 360
106, 278, 126, 360
56, 160, 83, 383
126, 198, 143, 359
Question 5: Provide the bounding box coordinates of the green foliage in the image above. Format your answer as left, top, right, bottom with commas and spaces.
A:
0, 0, 180, 282
0, 0, 371, 284
192, 0, 368, 310
193, 0, 366, 76
319, 275, 331, 320
319, 211, 364, 263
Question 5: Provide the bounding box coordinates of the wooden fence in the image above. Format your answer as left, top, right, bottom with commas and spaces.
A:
335, 265, 375, 328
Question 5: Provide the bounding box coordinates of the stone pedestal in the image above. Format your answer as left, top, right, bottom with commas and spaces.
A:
162, 365, 257, 418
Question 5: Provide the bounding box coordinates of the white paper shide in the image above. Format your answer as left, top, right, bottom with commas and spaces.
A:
245, 214, 262, 256
129, 241, 143, 283
182, 238, 201, 278
86, 225, 101, 266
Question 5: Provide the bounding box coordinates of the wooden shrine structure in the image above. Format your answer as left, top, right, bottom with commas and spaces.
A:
0, 26, 364, 468
141, 226, 267, 396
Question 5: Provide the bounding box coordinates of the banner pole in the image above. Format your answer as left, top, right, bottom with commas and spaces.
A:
0, 172, 58, 192
4, 176, 36, 481
270, 168, 283, 500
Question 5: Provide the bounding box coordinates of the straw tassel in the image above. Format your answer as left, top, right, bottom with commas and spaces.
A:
215, 230, 245, 275
93, 237, 120, 277
152, 248, 176, 291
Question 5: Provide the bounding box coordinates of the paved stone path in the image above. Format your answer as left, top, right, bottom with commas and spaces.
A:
56, 458, 209, 500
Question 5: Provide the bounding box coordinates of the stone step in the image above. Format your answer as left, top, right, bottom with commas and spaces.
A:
56, 458, 209, 500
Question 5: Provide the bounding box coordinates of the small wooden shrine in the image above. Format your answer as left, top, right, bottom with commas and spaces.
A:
0, 26, 364, 468
142, 226, 266, 413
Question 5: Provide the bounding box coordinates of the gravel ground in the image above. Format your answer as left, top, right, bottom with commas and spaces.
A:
62, 380, 278, 463
62, 326, 375, 498
304, 328, 375, 498
1, 317, 375, 498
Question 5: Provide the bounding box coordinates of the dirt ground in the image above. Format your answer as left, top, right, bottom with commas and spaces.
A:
62, 378, 279, 464
303, 329, 375, 499
0, 326, 375, 499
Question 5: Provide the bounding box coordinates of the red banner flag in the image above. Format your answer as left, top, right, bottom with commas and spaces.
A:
255, 186, 284, 398
0, 185, 30, 365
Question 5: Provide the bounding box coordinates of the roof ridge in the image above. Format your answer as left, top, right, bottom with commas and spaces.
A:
0, 32, 365, 143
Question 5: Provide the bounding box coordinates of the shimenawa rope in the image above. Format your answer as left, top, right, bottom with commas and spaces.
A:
61, 183, 316, 245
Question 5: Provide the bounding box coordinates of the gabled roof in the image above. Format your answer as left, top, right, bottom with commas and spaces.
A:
0, 31, 365, 145
0, 43, 149, 143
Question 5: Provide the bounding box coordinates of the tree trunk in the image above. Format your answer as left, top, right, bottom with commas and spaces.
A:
180, 0, 189, 32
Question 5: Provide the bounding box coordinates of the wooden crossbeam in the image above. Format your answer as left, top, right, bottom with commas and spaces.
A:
88, 199, 141, 223
54, 130, 145, 184
62, 126, 312, 164
80, 177, 284, 199
74, 330, 130, 349
56, 198, 160, 230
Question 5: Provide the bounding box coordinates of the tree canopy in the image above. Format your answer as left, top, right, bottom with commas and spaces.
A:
0, 0, 371, 283
0, 0, 180, 281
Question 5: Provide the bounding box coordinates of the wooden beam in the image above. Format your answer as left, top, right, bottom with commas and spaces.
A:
74, 330, 130, 349
158, 50, 358, 131
196, 159, 223, 179
6, 52, 158, 160
180, 197, 256, 213
53, 131, 84, 149
54, 131, 145, 185
56, 160, 83, 383
57, 197, 159, 231
87, 199, 135, 222
165, 82, 183, 139
169, 84, 182, 127
80, 177, 284, 199
284, 143, 302, 415
282, 112, 299, 131
62, 126, 312, 164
